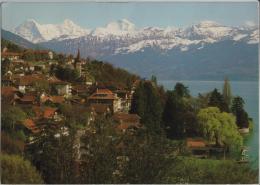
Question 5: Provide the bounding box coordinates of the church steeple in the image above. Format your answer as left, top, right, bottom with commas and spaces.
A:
74, 47, 82, 76
75, 48, 80, 63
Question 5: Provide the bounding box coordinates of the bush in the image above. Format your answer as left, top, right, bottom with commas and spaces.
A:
1, 154, 44, 184
163, 157, 258, 184
1, 132, 25, 155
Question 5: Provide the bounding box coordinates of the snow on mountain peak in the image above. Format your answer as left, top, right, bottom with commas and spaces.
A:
13, 18, 258, 53
92, 19, 136, 36
14, 19, 90, 43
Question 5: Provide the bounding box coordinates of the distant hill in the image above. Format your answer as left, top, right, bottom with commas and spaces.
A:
100, 40, 258, 81
1, 29, 43, 49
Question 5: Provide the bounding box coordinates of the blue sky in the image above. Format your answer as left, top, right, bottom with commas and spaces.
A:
1, 2, 258, 31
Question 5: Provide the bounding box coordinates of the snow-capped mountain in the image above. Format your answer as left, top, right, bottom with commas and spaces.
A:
14, 19, 258, 52
11, 18, 258, 81
14, 19, 90, 43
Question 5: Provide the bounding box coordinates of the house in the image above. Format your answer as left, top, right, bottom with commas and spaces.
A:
48, 51, 53, 60
1, 51, 22, 61
40, 93, 65, 104
70, 96, 85, 105
25, 50, 53, 60
114, 90, 132, 112
32, 106, 62, 121
16, 95, 37, 105
22, 119, 40, 134
48, 76, 72, 97
112, 113, 141, 133
71, 85, 89, 96
90, 104, 111, 115
186, 138, 209, 158
88, 88, 121, 113
49, 96, 65, 104
34, 64, 46, 72
13, 74, 46, 93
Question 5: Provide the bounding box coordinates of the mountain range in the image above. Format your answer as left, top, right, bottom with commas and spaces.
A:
4, 19, 259, 81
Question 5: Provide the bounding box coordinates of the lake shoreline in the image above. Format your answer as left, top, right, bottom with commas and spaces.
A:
159, 80, 259, 169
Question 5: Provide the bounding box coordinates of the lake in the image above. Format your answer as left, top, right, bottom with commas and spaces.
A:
159, 80, 259, 168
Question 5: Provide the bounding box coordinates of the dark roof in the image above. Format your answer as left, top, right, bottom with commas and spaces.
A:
90, 103, 110, 114
19, 95, 36, 102
14, 74, 45, 86
72, 85, 89, 93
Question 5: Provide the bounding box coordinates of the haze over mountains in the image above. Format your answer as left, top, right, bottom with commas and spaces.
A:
5, 19, 259, 81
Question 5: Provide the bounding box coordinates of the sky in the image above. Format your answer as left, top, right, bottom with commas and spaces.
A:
1, 1, 259, 31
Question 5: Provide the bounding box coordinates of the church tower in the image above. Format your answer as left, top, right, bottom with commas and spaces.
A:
74, 48, 82, 76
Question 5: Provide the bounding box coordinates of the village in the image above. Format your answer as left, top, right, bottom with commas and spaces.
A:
1, 46, 147, 161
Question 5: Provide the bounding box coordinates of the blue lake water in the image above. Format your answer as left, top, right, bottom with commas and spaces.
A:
159, 80, 259, 168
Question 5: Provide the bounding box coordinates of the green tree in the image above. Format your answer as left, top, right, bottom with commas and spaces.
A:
130, 81, 163, 133
119, 132, 174, 184
197, 107, 242, 149
151, 75, 157, 86
55, 65, 80, 82
1, 132, 25, 155
208, 88, 229, 112
1, 154, 43, 184
174, 82, 190, 98
231, 96, 245, 113
25, 120, 77, 184
78, 117, 118, 184
231, 96, 250, 128
162, 83, 196, 139
2, 106, 27, 132
222, 77, 232, 108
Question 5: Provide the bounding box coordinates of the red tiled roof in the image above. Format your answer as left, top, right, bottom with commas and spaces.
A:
48, 77, 69, 85
88, 89, 116, 100
96, 89, 113, 94
50, 96, 65, 104
116, 122, 140, 131
2, 52, 22, 57
32, 106, 42, 118
23, 119, 40, 133
114, 113, 141, 132
1, 86, 18, 97
32, 106, 57, 119
187, 138, 207, 148
43, 107, 57, 118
